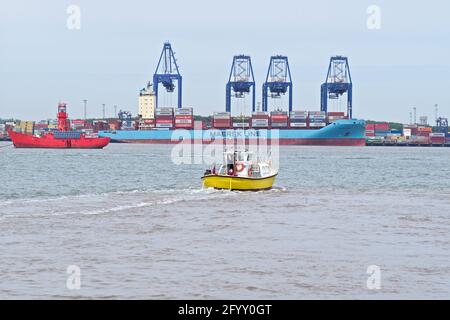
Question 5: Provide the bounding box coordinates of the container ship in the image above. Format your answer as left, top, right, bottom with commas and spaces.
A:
9, 103, 110, 149
97, 44, 366, 146
99, 108, 366, 146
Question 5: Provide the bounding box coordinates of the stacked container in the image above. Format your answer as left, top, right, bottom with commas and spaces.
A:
417, 126, 432, 137
108, 119, 122, 131
174, 108, 194, 129
412, 135, 430, 145
71, 119, 86, 130
327, 112, 346, 123
365, 124, 375, 137
0, 124, 6, 138
232, 116, 250, 128
270, 111, 289, 128
93, 120, 109, 133
403, 124, 418, 136
155, 107, 174, 129
34, 122, 49, 135
289, 111, 308, 128
251, 112, 269, 128
213, 112, 231, 129
374, 123, 390, 137
138, 119, 155, 130
48, 119, 58, 130
308, 111, 326, 128
17, 121, 34, 134
429, 133, 445, 145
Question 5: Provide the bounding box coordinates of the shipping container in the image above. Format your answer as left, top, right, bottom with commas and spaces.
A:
174, 123, 194, 129
251, 119, 269, 128
156, 119, 173, 124
213, 112, 231, 119
175, 118, 193, 124
418, 126, 432, 132
290, 111, 308, 119
289, 122, 308, 128
174, 107, 193, 116
252, 112, 269, 119
327, 112, 345, 116
309, 123, 326, 128
374, 123, 390, 131
175, 115, 193, 120
156, 123, 173, 128
308, 111, 326, 116
271, 122, 288, 128
233, 122, 250, 128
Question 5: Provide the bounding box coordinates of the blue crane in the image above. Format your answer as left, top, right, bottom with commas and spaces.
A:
226, 55, 256, 113
320, 56, 353, 119
118, 110, 133, 129
262, 55, 293, 112
153, 42, 182, 109
436, 117, 449, 133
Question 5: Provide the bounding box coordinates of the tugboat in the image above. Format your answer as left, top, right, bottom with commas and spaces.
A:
201, 150, 278, 191
9, 103, 110, 149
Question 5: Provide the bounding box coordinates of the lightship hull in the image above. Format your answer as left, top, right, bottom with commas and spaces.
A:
9, 131, 110, 149
99, 119, 366, 146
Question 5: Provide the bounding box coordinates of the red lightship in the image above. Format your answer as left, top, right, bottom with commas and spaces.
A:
9, 103, 110, 149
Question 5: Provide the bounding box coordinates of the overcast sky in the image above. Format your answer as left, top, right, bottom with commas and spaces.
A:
1, 0, 449, 122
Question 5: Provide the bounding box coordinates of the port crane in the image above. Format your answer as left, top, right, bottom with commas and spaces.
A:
226, 55, 256, 113
321, 56, 353, 119
118, 110, 133, 129
436, 117, 449, 133
153, 42, 182, 109
262, 55, 293, 112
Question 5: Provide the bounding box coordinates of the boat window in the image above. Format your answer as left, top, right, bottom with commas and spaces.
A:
218, 165, 226, 175
226, 153, 234, 164
251, 164, 261, 178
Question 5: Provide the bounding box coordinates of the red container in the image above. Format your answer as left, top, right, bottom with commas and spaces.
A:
72, 119, 86, 125
175, 115, 193, 120
156, 119, 173, 124
328, 112, 345, 116
156, 115, 174, 120
374, 123, 389, 131
271, 115, 288, 120
213, 120, 231, 128
366, 124, 375, 130
174, 123, 194, 129
430, 137, 445, 144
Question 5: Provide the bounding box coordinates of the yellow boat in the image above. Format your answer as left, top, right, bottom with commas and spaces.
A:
201, 150, 278, 191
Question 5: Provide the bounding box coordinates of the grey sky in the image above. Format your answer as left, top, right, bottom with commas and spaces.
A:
1, 0, 449, 123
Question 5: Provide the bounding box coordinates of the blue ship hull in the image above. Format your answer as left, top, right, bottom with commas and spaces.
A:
99, 119, 366, 146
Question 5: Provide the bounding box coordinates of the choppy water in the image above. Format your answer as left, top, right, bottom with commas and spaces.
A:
0, 142, 450, 299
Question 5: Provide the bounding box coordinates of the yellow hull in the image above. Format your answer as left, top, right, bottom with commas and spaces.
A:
201, 174, 277, 191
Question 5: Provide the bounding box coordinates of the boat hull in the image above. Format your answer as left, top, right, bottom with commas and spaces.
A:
99, 119, 366, 146
201, 174, 277, 191
8, 131, 110, 149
